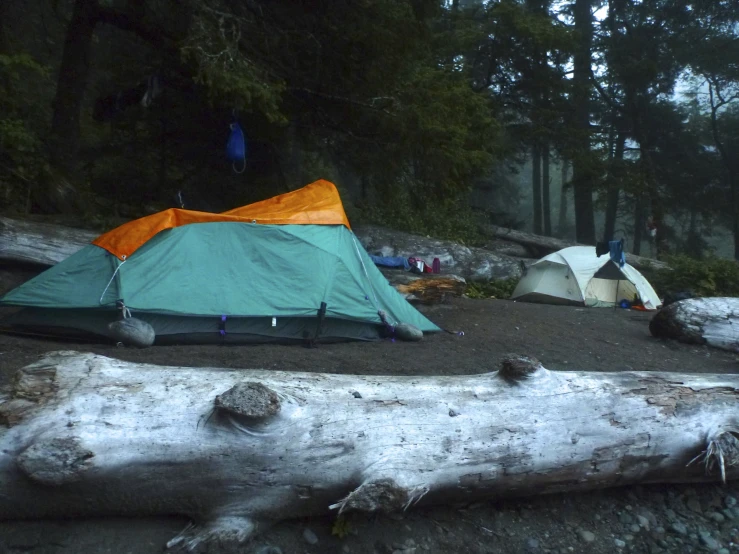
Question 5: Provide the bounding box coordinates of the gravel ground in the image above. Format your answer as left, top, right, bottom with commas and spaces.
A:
1, 272, 738, 553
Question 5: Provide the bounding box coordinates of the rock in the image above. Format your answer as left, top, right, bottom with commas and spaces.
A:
686, 497, 702, 514
721, 509, 735, 521
354, 224, 525, 282
303, 528, 319, 545
699, 531, 721, 551
725, 496, 737, 508
614, 538, 626, 548
394, 323, 423, 342
710, 512, 726, 524
525, 538, 540, 551
670, 522, 688, 536
254, 547, 283, 554
719, 549, 730, 554
636, 515, 651, 531
619, 513, 633, 525
107, 316, 155, 348
629, 524, 640, 533
664, 509, 677, 523
577, 530, 595, 543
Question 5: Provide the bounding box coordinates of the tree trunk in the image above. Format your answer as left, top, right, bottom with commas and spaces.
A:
1, 351, 738, 553
571, 0, 596, 245
603, 132, 626, 241
542, 144, 551, 236
49, 0, 100, 174
650, 297, 739, 353
558, 159, 569, 237
633, 197, 644, 256
532, 144, 542, 235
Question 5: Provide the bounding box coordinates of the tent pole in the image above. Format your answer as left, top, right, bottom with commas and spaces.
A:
615, 279, 619, 310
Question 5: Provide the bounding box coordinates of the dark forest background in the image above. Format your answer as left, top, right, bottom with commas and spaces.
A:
2, 0, 739, 261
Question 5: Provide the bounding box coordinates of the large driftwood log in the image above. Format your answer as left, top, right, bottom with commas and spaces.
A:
1, 351, 738, 552
650, 297, 739, 353
480, 224, 668, 272
0, 216, 96, 267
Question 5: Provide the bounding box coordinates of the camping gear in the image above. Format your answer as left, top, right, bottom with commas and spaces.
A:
0, 180, 441, 345
369, 255, 411, 271
432, 257, 441, 274
511, 246, 661, 310
226, 112, 247, 173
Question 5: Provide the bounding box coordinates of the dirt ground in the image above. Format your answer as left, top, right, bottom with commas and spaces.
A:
1, 293, 739, 554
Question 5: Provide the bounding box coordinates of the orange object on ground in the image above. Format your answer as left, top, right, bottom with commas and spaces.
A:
92, 179, 351, 260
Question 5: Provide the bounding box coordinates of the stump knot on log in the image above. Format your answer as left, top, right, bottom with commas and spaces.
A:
16, 437, 94, 486
689, 429, 739, 484
329, 478, 430, 515
499, 355, 543, 383
214, 382, 281, 419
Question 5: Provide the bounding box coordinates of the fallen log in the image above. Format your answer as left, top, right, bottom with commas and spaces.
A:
480, 224, 668, 272
650, 297, 739, 353
0, 216, 96, 267
1, 351, 738, 552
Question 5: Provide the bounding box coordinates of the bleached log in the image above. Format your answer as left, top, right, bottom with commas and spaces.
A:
0, 216, 96, 267
1, 351, 738, 552
650, 297, 739, 353
480, 223, 668, 272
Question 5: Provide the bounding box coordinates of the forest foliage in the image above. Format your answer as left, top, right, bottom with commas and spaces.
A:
1, 0, 739, 260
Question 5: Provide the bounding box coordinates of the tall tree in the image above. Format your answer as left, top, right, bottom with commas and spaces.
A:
542, 144, 552, 235
532, 144, 542, 234
570, 0, 596, 244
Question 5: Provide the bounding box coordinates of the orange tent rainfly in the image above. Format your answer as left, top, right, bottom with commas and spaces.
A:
92, 179, 352, 260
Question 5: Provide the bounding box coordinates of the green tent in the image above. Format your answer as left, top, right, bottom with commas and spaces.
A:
0, 181, 441, 344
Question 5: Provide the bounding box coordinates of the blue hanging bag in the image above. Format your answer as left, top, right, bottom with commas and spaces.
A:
226, 120, 247, 174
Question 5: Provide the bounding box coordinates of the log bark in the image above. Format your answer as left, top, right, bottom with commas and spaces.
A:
388, 273, 467, 305
1, 351, 738, 552
650, 297, 739, 353
0, 217, 96, 267
479, 223, 668, 272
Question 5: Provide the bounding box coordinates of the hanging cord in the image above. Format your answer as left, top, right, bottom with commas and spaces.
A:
116, 299, 132, 319
100, 258, 126, 304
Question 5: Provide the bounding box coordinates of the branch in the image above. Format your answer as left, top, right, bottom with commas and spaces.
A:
589, 68, 625, 114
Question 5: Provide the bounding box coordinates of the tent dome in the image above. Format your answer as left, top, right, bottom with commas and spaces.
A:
511, 246, 661, 309
1, 181, 440, 344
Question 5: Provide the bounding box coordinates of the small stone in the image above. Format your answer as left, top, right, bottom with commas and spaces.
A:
699, 531, 721, 551
664, 509, 677, 522
526, 538, 540, 551
614, 539, 626, 548
624, 534, 634, 541
578, 530, 595, 543
254, 547, 282, 554
670, 522, 688, 536
352, 391, 362, 398
711, 512, 726, 524
653, 526, 665, 535
630, 524, 640, 533
718, 549, 730, 554
725, 496, 737, 508
619, 513, 634, 525
636, 514, 651, 530
303, 528, 319, 545
687, 497, 703, 514
721, 508, 735, 520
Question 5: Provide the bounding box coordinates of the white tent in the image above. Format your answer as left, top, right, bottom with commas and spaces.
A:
511, 246, 661, 310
